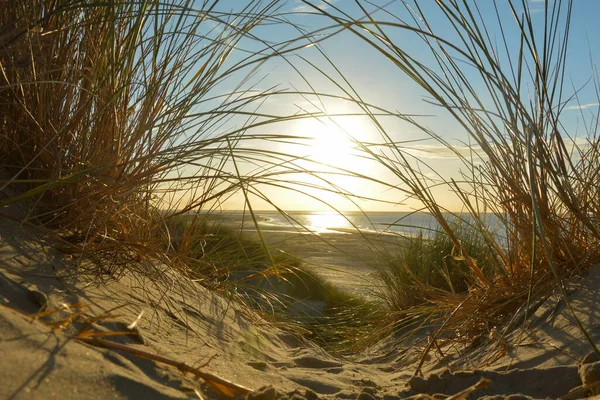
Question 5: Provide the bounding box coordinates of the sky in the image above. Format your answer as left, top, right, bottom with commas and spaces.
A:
185, 0, 600, 213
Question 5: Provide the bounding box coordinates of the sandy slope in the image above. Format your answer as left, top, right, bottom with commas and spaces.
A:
238, 226, 407, 300
2, 212, 600, 399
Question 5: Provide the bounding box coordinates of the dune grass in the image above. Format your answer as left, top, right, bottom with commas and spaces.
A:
0, 0, 386, 352
0, 0, 339, 274
4, 0, 600, 360
1, 0, 283, 271
375, 219, 498, 312
305, 0, 600, 349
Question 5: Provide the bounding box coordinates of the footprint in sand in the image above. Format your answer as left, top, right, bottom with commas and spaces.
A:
292, 356, 342, 369
287, 377, 341, 395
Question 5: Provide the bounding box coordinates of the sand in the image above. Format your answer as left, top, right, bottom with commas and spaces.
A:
232, 223, 409, 300
2, 210, 600, 399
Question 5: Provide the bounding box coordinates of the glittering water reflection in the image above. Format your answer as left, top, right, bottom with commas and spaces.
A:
306, 212, 351, 233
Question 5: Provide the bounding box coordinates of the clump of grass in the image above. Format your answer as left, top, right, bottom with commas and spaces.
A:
308, 0, 600, 346
1, 1, 267, 270
0, 1, 321, 277
376, 219, 497, 312
0, 1, 388, 354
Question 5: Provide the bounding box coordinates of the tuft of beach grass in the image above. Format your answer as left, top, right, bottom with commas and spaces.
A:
305, 0, 600, 351
4, 0, 600, 366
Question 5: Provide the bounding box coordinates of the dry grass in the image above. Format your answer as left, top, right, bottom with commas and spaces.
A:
0, 1, 265, 272
0, 1, 387, 351
4, 0, 599, 359
0, 1, 325, 277
306, 0, 600, 345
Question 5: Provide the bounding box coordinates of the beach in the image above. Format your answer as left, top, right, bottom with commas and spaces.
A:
223, 219, 410, 300
3, 1, 599, 398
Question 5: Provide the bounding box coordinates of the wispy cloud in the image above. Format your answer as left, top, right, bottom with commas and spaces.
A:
566, 103, 600, 111
398, 136, 594, 160
291, 0, 338, 13
528, 0, 546, 14
401, 144, 484, 160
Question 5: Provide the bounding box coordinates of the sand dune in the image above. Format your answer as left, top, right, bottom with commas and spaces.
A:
2, 216, 600, 399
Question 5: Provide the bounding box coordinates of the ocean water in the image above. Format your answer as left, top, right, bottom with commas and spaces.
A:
210, 210, 502, 238
258, 211, 440, 235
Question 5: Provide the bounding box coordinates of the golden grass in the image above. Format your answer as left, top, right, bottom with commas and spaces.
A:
3, 0, 600, 360
305, 0, 600, 348
0, 1, 313, 277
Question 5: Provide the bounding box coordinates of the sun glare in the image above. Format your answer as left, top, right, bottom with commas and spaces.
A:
307, 212, 351, 233
288, 117, 377, 209
302, 118, 355, 169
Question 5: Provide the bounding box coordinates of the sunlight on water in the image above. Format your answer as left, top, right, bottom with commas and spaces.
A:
307, 212, 351, 233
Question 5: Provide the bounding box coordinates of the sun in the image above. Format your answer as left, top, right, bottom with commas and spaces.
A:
302, 118, 354, 169
288, 115, 383, 210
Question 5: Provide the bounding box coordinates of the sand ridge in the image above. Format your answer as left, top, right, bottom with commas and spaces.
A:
2, 217, 600, 399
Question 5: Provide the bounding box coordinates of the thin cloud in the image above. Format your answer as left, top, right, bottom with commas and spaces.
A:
401, 144, 484, 160
400, 136, 594, 160
291, 0, 338, 13
528, 0, 545, 14
566, 103, 599, 111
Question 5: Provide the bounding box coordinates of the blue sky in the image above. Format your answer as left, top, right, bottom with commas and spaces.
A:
200, 0, 600, 212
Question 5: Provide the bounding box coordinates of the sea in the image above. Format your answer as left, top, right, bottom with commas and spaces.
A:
207, 210, 503, 238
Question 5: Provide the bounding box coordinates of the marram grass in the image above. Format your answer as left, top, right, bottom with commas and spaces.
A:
308, 0, 600, 348
0, 0, 382, 349
3, 0, 600, 355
